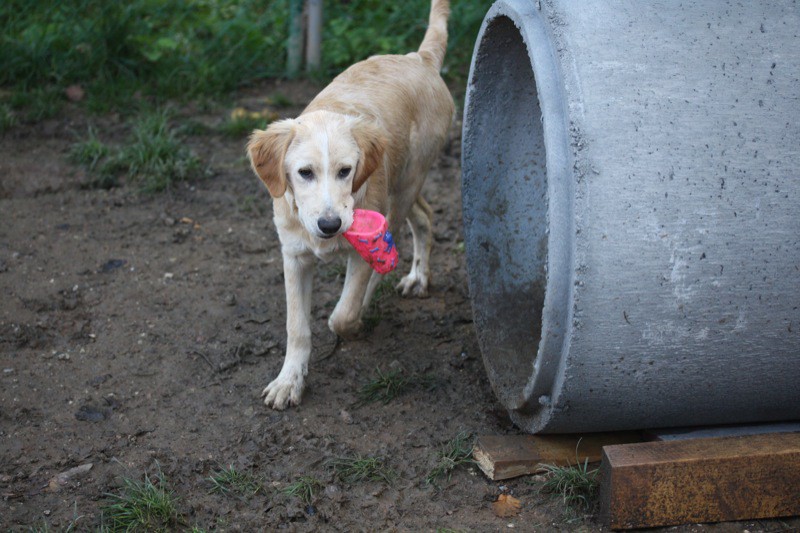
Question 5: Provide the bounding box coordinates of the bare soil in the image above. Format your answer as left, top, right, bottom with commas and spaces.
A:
1, 80, 796, 532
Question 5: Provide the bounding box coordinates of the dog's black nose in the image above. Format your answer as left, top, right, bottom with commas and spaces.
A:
317, 216, 342, 235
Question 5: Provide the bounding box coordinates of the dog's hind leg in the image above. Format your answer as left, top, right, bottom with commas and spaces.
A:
397, 195, 433, 298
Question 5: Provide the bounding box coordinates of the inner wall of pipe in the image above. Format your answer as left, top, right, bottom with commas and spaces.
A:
462, 15, 548, 410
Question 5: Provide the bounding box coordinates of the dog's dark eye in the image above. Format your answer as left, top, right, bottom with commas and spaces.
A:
337, 167, 352, 179
298, 168, 314, 180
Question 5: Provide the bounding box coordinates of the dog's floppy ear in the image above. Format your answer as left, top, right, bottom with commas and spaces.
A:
247, 120, 295, 198
350, 120, 386, 193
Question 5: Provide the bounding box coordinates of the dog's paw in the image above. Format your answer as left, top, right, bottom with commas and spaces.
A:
261, 371, 304, 410
397, 273, 429, 298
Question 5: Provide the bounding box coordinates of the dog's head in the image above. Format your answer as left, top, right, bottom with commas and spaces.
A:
247, 111, 385, 240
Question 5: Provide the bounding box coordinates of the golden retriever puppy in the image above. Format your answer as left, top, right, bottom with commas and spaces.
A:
247, 0, 454, 409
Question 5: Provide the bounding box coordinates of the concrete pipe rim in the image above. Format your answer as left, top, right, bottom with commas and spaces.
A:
461, 0, 574, 432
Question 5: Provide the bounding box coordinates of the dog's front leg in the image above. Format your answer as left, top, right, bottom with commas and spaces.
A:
262, 252, 313, 409
328, 252, 375, 339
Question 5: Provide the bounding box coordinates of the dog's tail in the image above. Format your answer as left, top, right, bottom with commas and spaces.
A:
418, 0, 450, 71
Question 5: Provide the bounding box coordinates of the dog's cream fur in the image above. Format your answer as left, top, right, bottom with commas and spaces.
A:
247, 0, 454, 409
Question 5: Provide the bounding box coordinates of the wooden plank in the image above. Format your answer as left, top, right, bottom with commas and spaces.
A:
473, 432, 641, 481
599, 432, 800, 530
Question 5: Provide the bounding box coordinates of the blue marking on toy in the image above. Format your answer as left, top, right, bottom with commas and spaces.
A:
376, 258, 386, 263
383, 230, 395, 253
370, 247, 379, 253
358, 238, 369, 244
373, 231, 383, 243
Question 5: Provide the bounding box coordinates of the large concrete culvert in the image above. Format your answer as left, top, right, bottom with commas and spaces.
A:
461, 0, 800, 433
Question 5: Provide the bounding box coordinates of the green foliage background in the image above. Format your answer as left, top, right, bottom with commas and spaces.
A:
0, 0, 490, 109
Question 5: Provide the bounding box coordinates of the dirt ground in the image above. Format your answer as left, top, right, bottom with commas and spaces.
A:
1, 81, 797, 532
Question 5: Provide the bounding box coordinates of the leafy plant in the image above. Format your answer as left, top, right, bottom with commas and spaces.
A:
0, 0, 288, 103
326, 454, 397, 484
101, 470, 180, 532
0, 0, 490, 113
426, 431, 475, 486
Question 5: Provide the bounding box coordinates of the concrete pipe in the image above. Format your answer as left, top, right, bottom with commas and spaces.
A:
461, 0, 800, 433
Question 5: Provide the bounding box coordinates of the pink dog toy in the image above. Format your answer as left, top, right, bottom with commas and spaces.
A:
343, 209, 399, 274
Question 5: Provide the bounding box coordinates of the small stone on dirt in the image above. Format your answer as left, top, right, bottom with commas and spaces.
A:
48, 463, 92, 491
74, 405, 109, 422
99, 259, 127, 273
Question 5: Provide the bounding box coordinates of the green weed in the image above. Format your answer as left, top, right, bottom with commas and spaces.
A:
539, 459, 599, 511
280, 476, 324, 505
69, 126, 109, 170
208, 465, 262, 498
113, 110, 204, 192
0, 104, 15, 132
101, 471, 180, 532
10, 87, 63, 122
266, 92, 293, 108
71, 110, 204, 192
426, 431, 475, 486
356, 368, 412, 406
326, 454, 397, 485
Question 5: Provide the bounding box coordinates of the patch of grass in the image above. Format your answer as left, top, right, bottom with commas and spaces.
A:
425, 431, 475, 486
1, 103, 16, 132
356, 368, 412, 406
280, 476, 324, 505
177, 119, 214, 137
9, 87, 63, 122
539, 459, 599, 511
208, 465, 262, 498
72, 109, 205, 192
266, 92, 293, 108
326, 454, 397, 485
112, 110, 204, 192
69, 126, 109, 170
101, 470, 180, 532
